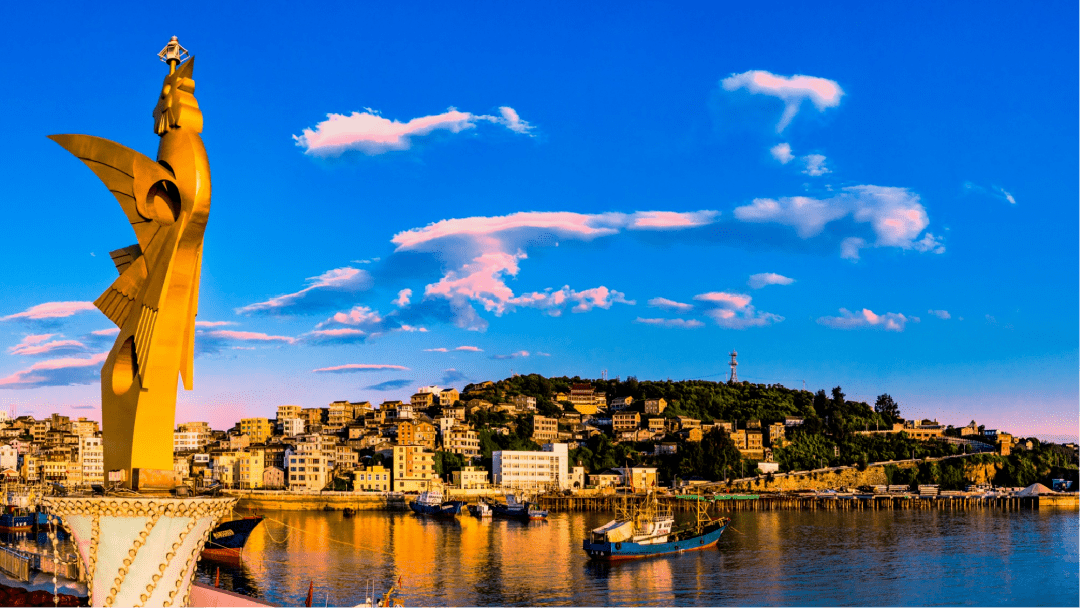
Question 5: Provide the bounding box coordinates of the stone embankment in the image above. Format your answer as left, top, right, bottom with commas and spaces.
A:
227, 488, 506, 512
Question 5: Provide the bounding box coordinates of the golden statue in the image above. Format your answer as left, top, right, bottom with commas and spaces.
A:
51, 37, 209, 489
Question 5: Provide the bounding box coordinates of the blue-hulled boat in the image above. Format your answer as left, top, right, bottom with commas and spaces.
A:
202, 515, 264, 559
0, 507, 34, 532
582, 493, 729, 561
409, 489, 465, 516
491, 494, 547, 521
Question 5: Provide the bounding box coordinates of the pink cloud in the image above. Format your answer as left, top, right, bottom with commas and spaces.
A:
293, 106, 533, 157
236, 267, 372, 315
722, 70, 843, 132
425, 346, 483, 353
648, 297, 694, 313
694, 292, 753, 308
634, 317, 705, 329
1, 301, 96, 322
628, 211, 719, 229
928, 309, 951, 320
205, 330, 296, 344
8, 334, 88, 356
748, 273, 795, 289
312, 363, 410, 373
309, 328, 367, 338
0, 352, 108, 389
320, 305, 384, 328
693, 291, 783, 329
817, 308, 909, 332
194, 321, 234, 327
90, 328, 120, 337
394, 288, 412, 307
770, 143, 794, 164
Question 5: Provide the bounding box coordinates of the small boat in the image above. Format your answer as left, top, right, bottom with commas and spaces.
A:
343, 507, 357, 517
491, 494, 547, 521
202, 515, 265, 559
469, 501, 492, 518
0, 507, 34, 532
408, 489, 464, 516
582, 493, 729, 561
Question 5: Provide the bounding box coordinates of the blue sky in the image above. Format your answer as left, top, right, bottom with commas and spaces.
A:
1, 1, 1076, 440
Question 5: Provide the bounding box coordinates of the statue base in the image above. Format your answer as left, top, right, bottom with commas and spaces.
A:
44, 495, 237, 607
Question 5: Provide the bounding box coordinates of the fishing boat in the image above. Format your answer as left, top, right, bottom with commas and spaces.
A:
468, 501, 492, 518
408, 489, 464, 516
491, 494, 548, 521
582, 493, 729, 561
201, 515, 265, 559
0, 491, 34, 532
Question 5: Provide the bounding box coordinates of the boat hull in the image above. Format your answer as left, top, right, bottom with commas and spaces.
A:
0, 513, 33, 532
202, 516, 264, 559
491, 503, 547, 521
409, 500, 465, 516
582, 522, 727, 561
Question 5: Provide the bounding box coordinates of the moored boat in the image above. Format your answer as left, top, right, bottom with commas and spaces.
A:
582, 493, 729, 561
469, 501, 492, 517
491, 494, 547, 521
201, 515, 265, 559
408, 489, 465, 516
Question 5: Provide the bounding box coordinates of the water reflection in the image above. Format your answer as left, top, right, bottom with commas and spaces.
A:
189, 508, 1078, 607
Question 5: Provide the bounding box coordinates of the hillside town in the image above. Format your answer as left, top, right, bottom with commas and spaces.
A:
2, 377, 1070, 496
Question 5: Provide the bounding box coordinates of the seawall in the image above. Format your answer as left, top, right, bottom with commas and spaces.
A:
227, 488, 506, 512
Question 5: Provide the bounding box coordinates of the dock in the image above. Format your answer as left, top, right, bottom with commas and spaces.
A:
535, 493, 1056, 513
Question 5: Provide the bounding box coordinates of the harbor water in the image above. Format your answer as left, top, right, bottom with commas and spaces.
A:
193, 508, 1078, 606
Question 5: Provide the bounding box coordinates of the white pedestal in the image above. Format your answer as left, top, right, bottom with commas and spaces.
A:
43, 496, 237, 607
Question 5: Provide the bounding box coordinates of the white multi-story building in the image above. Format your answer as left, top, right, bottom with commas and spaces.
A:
281, 418, 306, 437
174, 424, 211, 452
0, 444, 18, 472
79, 436, 104, 485
492, 443, 569, 490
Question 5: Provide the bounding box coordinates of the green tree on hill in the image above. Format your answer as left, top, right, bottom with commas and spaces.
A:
874, 393, 901, 423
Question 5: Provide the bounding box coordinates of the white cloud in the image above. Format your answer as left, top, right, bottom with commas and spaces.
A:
313, 364, 410, 374
995, 186, 1017, 205
802, 154, 830, 176
634, 317, 705, 329
928, 309, 951, 320
840, 237, 866, 261
693, 291, 782, 329
293, 106, 534, 157
817, 308, 909, 332
748, 273, 795, 289
1, 302, 96, 322
771, 143, 794, 164
734, 185, 943, 258
721, 70, 844, 132
237, 267, 372, 315
647, 297, 694, 313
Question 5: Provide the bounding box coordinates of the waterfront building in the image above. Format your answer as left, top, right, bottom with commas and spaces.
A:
263, 466, 285, 489
287, 438, 332, 491
492, 442, 569, 490
616, 466, 658, 491
238, 451, 265, 489
612, 412, 641, 433
644, 398, 668, 415
211, 452, 240, 488
79, 435, 104, 485
589, 470, 622, 488
446, 425, 480, 459
240, 417, 273, 443
354, 465, 390, 492
451, 465, 489, 489
393, 444, 436, 492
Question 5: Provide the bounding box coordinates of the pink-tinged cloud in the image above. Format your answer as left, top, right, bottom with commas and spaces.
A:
693, 291, 783, 329
309, 328, 367, 338
802, 154, 829, 176
236, 267, 372, 315
748, 273, 795, 289
928, 309, 951, 320
194, 321, 234, 327
491, 350, 540, 360
694, 292, 753, 308
817, 308, 909, 332
320, 305, 384, 329
722, 70, 844, 132
634, 317, 705, 329
511, 285, 634, 316
293, 106, 534, 157
205, 330, 296, 344
312, 363, 410, 374
0, 352, 108, 389
648, 297, 694, 313
394, 289, 412, 307
424, 348, 450, 353
425, 346, 483, 353
734, 185, 944, 258
8, 334, 88, 356
770, 143, 794, 164
1, 301, 96, 322
628, 211, 719, 229
90, 328, 121, 337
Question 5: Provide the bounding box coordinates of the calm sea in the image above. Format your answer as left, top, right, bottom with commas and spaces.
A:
194, 507, 1078, 606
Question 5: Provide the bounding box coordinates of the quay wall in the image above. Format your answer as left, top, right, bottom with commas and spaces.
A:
227, 488, 506, 512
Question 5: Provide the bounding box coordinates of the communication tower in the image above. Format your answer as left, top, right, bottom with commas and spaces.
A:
728, 351, 738, 383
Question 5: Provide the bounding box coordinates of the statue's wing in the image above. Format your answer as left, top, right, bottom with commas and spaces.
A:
49, 134, 176, 328
48, 134, 175, 253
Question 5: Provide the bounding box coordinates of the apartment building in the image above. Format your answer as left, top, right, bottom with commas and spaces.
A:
438, 388, 460, 406
492, 443, 569, 490
393, 445, 436, 492
445, 426, 480, 459
644, 399, 668, 415
512, 395, 536, 412
79, 436, 103, 485
398, 420, 437, 449
281, 418, 306, 437
287, 439, 331, 491
354, 465, 390, 492
532, 415, 558, 443
240, 418, 273, 443
612, 412, 641, 433
410, 392, 435, 409
277, 405, 302, 420
71, 417, 100, 437
238, 451, 265, 489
